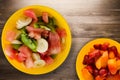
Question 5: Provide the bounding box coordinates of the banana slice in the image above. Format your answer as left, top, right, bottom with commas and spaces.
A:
34, 60, 46, 67
11, 40, 22, 44
36, 38, 48, 53
16, 17, 32, 29
32, 53, 41, 61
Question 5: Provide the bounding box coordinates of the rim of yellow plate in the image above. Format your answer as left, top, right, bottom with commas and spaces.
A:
1, 5, 72, 75
76, 38, 120, 80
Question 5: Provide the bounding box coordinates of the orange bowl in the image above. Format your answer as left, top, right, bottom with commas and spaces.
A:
76, 38, 120, 80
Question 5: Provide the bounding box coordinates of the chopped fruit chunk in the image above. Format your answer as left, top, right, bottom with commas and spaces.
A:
99, 68, 108, 77
48, 32, 61, 54
83, 55, 89, 65
116, 59, 120, 70
94, 44, 102, 50
93, 68, 99, 77
95, 75, 105, 80
26, 26, 44, 33
42, 12, 49, 23
101, 42, 109, 51
24, 9, 38, 21
95, 51, 108, 69
100, 51, 109, 67
43, 56, 54, 65
108, 46, 118, 57
106, 74, 120, 80
89, 50, 101, 59
56, 28, 67, 38
6, 31, 17, 42
82, 68, 94, 80
17, 52, 27, 62
109, 51, 115, 59
24, 57, 34, 68
108, 59, 117, 75
5, 45, 17, 59
18, 45, 34, 68
85, 65, 93, 74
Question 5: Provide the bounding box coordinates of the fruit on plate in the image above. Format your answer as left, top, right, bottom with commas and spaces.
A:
95, 51, 108, 69
5, 9, 67, 68
95, 75, 105, 80
82, 42, 120, 80
108, 59, 117, 75
82, 68, 94, 80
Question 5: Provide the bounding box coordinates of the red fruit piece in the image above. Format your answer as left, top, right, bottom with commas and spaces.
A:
85, 66, 93, 74
41, 30, 49, 38
5, 45, 17, 59
95, 75, 106, 80
17, 52, 27, 62
108, 46, 118, 57
24, 9, 38, 21
99, 68, 108, 77
48, 32, 61, 54
101, 42, 109, 51
43, 56, 54, 65
107, 74, 120, 80
26, 26, 44, 33
56, 28, 67, 38
42, 12, 49, 23
83, 55, 95, 65
6, 30, 17, 42
94, 44, 102, 50
18, 45, 34, 68
83, 55, 89, 65
93, 68, 99, 77
89, 50, 101, 59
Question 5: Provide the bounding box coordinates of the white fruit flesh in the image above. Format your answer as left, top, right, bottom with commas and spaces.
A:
36, 38, 48, 53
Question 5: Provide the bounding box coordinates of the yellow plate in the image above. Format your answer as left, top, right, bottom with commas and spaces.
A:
1, 5, 71, 75
76, 38, 120, 80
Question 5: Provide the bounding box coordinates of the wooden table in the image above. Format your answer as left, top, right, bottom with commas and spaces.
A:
0, 0, 120, 80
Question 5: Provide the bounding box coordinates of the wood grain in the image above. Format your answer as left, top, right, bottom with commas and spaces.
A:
0, 0, 120, 80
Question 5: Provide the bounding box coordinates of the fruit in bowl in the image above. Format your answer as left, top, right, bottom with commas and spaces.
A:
2, 5, 71, 74
76, 38, 120, 80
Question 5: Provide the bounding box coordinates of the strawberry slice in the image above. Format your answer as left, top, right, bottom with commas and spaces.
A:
48, 32, 61, 54
24, 9, 38, 22
42, 12, 49, 23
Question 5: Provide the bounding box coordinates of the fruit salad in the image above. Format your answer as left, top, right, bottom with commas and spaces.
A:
82, 42, 120, 80
5, 9, 67, 68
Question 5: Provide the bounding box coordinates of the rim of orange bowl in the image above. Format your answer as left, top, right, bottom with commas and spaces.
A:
1, 5, 72, 75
